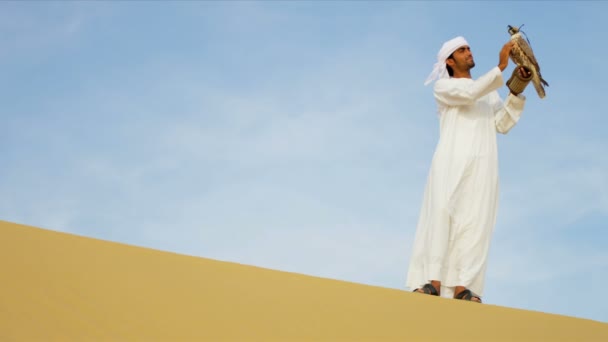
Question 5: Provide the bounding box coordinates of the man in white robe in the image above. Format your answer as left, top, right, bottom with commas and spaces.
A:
406, 36, 533, 302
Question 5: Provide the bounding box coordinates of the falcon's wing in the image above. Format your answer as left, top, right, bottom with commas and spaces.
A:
514, 34, 542, 73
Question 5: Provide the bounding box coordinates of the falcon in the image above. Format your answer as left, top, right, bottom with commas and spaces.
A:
507, 25, 549, 98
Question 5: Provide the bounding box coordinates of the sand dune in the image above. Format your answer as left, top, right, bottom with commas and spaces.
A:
1, 220, 606, 341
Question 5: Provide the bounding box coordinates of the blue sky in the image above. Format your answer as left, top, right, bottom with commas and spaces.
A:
2, 1, 607, 323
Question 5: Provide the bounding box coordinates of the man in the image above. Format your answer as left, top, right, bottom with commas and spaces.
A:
406, 36, 533, 303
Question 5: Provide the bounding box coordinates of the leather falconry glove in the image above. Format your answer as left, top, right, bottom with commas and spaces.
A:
506, 66, 533, 95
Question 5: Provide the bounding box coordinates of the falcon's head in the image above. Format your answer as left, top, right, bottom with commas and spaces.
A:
508, 25, 522, 36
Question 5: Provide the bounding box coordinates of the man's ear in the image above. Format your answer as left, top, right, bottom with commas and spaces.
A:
445, 58, 454, 67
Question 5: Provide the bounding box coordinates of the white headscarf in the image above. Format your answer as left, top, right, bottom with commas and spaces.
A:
424, 36, 469, 86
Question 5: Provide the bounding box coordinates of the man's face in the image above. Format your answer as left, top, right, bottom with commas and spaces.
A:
448, 45, 475, 71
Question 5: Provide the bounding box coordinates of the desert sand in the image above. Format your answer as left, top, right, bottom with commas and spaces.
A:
1, 219, 606, 341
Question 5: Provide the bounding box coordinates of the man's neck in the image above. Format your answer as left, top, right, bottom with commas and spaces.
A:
452, 70, 472, 79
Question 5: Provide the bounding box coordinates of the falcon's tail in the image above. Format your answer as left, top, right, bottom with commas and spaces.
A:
533, 77, 546, 99
530, 68, 548, 99
534, 85, 546, 99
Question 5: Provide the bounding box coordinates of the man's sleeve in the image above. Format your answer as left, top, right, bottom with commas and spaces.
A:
434, 66, 504, 107
493, 92, 526, 134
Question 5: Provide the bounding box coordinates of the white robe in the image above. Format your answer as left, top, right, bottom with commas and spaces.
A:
406, 66, 525, 298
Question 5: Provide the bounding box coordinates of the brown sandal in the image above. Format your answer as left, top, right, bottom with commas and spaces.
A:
454, 289, 482, 303
413, 283, 439, 296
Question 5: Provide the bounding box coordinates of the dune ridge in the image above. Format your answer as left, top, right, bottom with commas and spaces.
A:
1, 220, 606, 341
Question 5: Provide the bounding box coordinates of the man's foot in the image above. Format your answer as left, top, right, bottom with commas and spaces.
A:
413, 283, 440, 296
454, 289, 482, 303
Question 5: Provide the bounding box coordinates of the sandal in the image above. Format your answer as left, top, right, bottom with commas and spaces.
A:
413, 283, 439, 296
454, 289, 482, 303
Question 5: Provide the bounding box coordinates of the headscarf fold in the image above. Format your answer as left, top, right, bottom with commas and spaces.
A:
424, 36, 469, 86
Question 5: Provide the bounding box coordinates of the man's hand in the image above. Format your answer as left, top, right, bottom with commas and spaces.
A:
498, 41, 514, 71
516, 66, 532, 79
